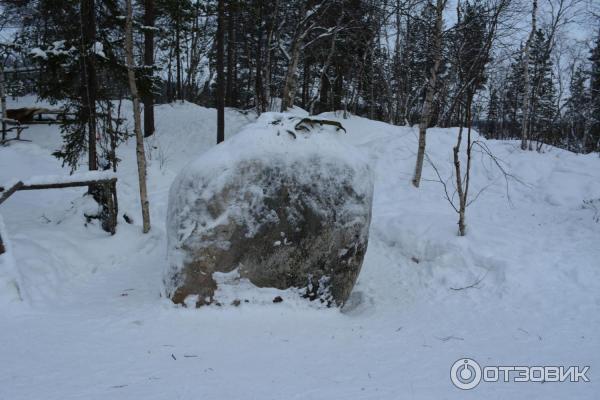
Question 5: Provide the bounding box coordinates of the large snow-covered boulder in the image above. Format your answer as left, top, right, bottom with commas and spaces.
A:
165, 113, 374, 307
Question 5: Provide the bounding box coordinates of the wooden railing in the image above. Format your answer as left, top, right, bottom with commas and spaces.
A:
0, 173, 118, 253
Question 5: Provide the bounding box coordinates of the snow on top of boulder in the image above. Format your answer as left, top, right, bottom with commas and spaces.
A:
171, 112, 373, 202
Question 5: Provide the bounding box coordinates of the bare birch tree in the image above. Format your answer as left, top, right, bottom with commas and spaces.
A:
308, 14, 345, 115
422, 0, 513, 235
450, 0, 511, 235
280, 1, 331, 112
125, 0, 151, 234
412, 0, 447, 188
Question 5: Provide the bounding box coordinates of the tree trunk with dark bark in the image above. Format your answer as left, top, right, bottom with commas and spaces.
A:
261, 0, 279, 113
226, 0, 237, 107
175, 11, 183, 101
254, 1, 264, 112
1, 67, 7, 143
143, 0, 155, 137
81, 0, 98, 173
216, 0, 225, 143
521, 0, 537, 150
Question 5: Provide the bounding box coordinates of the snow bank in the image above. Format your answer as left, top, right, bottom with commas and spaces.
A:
1, 96, 599, 399
0, 214, 22, 305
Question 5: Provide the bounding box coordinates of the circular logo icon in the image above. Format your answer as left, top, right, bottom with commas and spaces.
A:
451, 358, 482, 390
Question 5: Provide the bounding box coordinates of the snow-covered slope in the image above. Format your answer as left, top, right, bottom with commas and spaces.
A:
0, 99, 598, 399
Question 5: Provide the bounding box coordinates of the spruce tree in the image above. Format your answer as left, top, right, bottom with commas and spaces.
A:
487, 88, 499, 138
503, 50, 525, 137
14, 0, 127, 232
528, 29, 556, 146
565, 65, 589, 151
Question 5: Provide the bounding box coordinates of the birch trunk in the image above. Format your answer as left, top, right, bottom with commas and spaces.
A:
280, 4, 318, 112
308, 22, 341, 115
412, 0, 447, 188
125, 0, 151, 234
281, 37, 303, 112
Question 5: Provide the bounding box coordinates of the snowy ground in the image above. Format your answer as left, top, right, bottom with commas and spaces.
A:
0, 97, 599, 399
